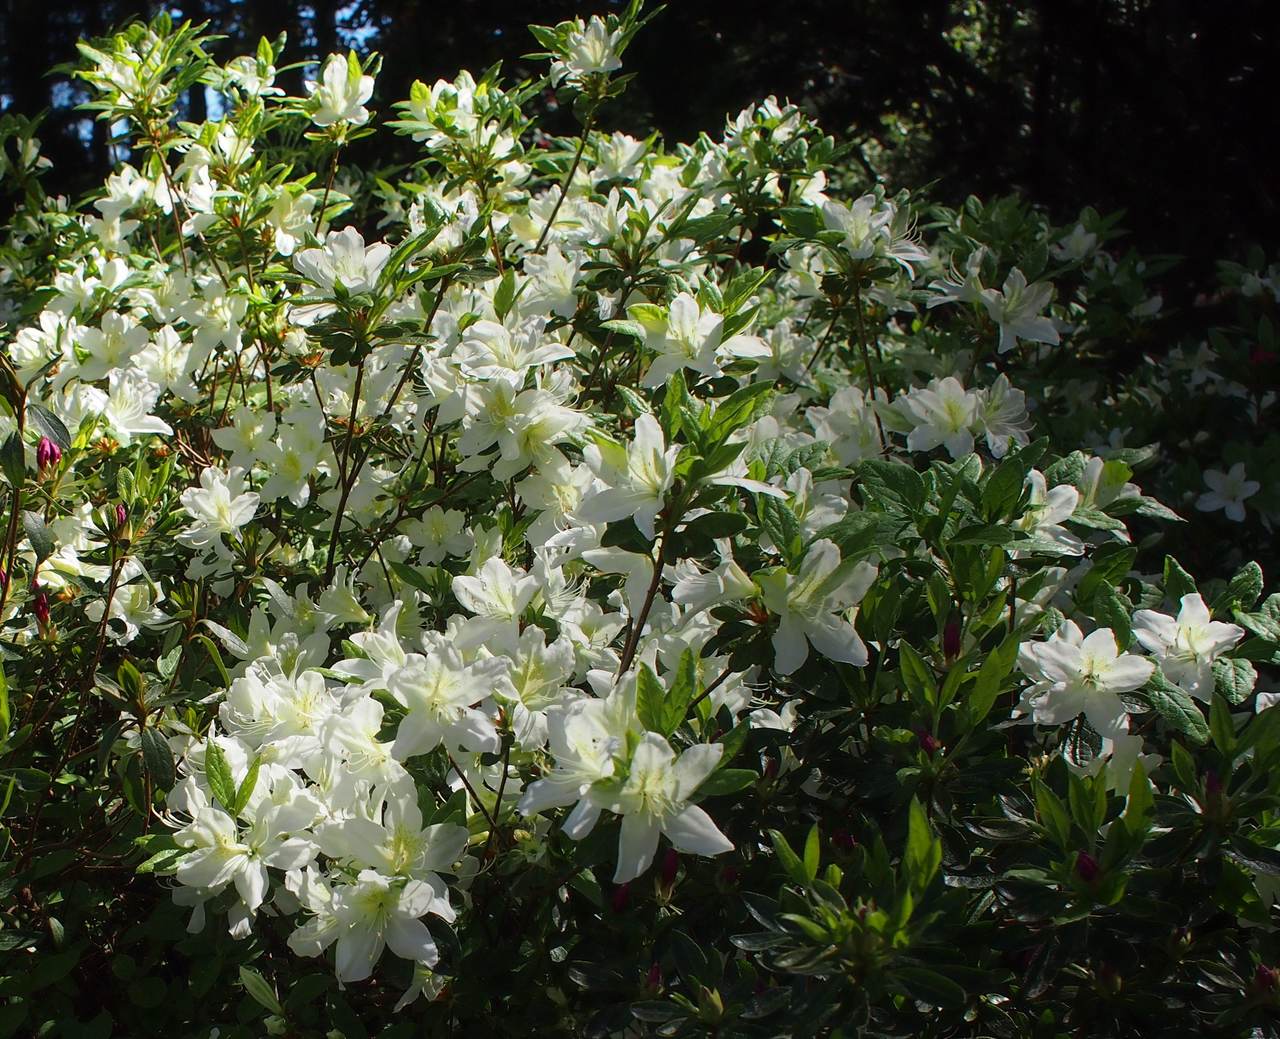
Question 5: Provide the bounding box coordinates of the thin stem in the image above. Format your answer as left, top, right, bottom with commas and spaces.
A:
851, 283, 887, 444
534, 116, 594, 253
616, 525, 668, 677
324, 360, 366, 583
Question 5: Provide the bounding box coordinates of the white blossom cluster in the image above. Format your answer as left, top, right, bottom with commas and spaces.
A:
4, 13, 1240, 1001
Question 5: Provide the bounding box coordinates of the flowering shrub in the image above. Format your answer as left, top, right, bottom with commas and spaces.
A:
2, 7, 1280, 1037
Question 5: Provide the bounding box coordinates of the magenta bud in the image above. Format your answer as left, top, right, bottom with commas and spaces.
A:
831, 829, 856, 852
115, 504, 128, 528
610, 882, 631, 914
916, 729, 941, 755
717, 865, 739, 888
36, 436, 61, 471
943, 614, 963, 660
1074, 851, 1100, 884
1205, 770, 1223, 799
645, 963, 662, 992
33, 591, 50, 626
1256, 964, 1278, 991
659, 848, 679, 888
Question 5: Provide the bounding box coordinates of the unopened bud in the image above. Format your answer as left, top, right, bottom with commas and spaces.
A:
916, 729, 941, 755
36, 436, 62, 471
115, 503, 128, 529
943, 612, 963, 661
659, 848, 679, 889
1074, 851, 1100, 884
831, 829, 857, 852
645, 963, 661, 993
33, 591, 51, 627
610, 882, 631, 914
1255, 964, 1278, 992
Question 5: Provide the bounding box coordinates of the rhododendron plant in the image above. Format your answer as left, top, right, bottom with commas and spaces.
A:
3, 6, 1280, 1038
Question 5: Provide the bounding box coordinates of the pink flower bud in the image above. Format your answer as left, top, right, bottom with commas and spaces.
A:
610, 882, 631, 914
943, 613, 963, 661
917, 729, 941, 755
36, 436, 61, 471
659, 849, 679, 889
1074, 851, 1100, 884
1255, 964, 1278, 992
115, 504, 128, 529
645, 963, 662, 992
33, 591, 50, 627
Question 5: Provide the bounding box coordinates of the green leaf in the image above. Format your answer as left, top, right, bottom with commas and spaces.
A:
1092, 583, 1132, 650
1217, 561, 1264, 613
27, 404, 72, 453
961, 636, 1019, 729
1163, 556, 1197, 602
139, 727, 176, 791
858, 459, 925, 514
904, 798, 941, 894
21, 511, 54, 562
1122, 761, 1153, 837
635, 664, 667, 735
239, 965, 284, 1016
1213, 658, 1257, 705
1143, 672, 1209, 745
759, 495, 802, 565
0, 433, 24, 487
894, 965, 967, 1009
897, 642, 936, 707
662, 649, 699, 733
768, 829, 809, 887
231, 756, 262, 816
683, 510, 748, 542
694, 768, 757, 799
802, 824, 821, 882
204, 738, 237, 813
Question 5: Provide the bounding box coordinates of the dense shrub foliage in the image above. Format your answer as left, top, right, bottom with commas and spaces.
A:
2, 7, 1280, 1037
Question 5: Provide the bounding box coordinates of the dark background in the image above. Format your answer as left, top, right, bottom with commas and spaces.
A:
2, 0, 1277, 281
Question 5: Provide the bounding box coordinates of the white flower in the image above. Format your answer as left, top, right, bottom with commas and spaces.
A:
294, 226, 391, 299
306, 52, 374, 128
577, 414, 681, 539
1133, 593, 1244, 700
1196, 463, 1259, 522
820, 194, 928, 276
1013, 471, 1085, 557
553, 16, 623, 85
598, 733, 732, 883
1017, 622, 1155, 735
757, 539, 877, 675
980, 268, 1059, 354
178, 467, 260, 553
899, 377, 980, 458
291, 869, 452, 983
99, 369, 172, 446
388, 647, 503, 758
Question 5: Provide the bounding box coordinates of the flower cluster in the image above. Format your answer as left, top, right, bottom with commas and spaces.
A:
3, 8, 1279, 1032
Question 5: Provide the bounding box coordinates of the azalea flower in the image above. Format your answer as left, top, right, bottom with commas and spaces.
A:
819, 194, 928, 276
577, 414, 681, 539
306, 52, 374, 128
178, 467, 260, 554
757, 538, 877, 675
1133, 593, 1245, 700
1017, 622, 1155, 735
553, 16, 624, 85
980, 268, 1060, 354
1195, 463, 1259, 522
597, 733, 732, 883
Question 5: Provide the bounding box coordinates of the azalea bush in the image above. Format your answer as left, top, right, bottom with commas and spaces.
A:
2, 6, 1280, 1038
